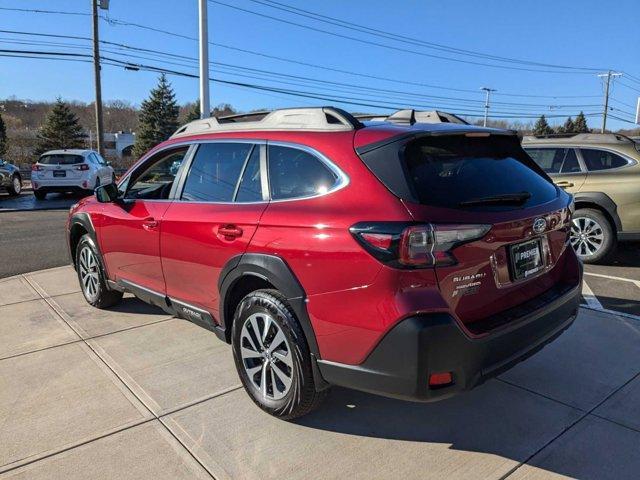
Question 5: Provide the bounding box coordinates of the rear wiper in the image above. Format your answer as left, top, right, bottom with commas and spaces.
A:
459, 192, 531, 207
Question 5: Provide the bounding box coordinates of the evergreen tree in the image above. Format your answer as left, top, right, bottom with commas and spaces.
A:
574, 111, 590, 133
533, 115, 554, 136
35, 98, 86, 154
184, 100, 201, 123
0, 112, 7, 158
133, 74, 179, 158
556, 116, 575, 134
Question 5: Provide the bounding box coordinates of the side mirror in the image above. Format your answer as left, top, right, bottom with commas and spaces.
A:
95, 183, 120, 203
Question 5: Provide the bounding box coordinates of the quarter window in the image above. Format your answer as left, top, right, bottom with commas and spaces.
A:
181, 143, 253, 202
268, 145, 339, 200
581, 149, 629, 171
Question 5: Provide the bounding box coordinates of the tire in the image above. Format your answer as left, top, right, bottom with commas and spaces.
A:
33, 189, 47, 200
231, 289, 328, 419
570, 208, 615, 264
111, 173, 117, 185
75, 234, 123, 308
7, 175, 22, 196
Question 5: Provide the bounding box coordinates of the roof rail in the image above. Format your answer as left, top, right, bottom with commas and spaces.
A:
171, 107, 363, 138
217, 111, 271, 123
523, 133, 639, 145
362, 109, 469, 125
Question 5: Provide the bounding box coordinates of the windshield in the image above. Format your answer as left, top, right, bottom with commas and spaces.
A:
39, 154, 84, 165
359, 134, 558, 210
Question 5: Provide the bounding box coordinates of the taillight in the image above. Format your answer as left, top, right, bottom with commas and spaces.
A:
350, 222, 490, 268
31, 164, 42, 171
75, 163, 90, 171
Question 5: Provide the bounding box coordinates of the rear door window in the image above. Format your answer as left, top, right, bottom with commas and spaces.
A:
526, 148, 581, 174
267, 145, 339, 200
581, 149, 629, 171
236, 146, 263, 202
181, 143, 253, 202
359, 135, 557, 210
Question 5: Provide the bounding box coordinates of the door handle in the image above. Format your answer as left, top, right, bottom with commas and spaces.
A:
142, 218, 159, 230
555, 181, 574, 188
218, 225, 243, 238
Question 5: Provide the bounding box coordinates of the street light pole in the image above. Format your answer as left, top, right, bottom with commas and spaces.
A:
481, 87, 496, 127
198, 0, 210, 119
597, 71, 622, 133
91, 0, 105, 156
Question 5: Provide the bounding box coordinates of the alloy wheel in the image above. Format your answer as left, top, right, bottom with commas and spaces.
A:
79, 246, 100, 301
13, 177, 21, 194
570, 216, 604, 257
240, 312, 293, 400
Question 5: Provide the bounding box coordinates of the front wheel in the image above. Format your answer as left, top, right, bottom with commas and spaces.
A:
570, 208, 615, 264
76, 235, 123, 308
231, 289, 328, 419
7, 175, 22, 196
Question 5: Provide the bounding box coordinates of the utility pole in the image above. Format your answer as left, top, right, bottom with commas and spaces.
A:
198, 0, 210, 119
597, 70, 622, 133
481, 87, 496, 127
92, 0, 108, 156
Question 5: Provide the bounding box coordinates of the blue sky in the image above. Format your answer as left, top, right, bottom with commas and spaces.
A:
1, 0, 639, 130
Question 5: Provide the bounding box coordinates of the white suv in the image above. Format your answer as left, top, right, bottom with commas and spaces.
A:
32, 150, 115, 200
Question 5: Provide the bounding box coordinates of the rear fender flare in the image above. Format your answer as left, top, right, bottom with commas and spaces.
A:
573, 192, 621, 232
218, 253, 320, 357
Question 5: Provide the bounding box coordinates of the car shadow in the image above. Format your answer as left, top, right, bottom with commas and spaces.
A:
109, 295, 169, 315
600, 242, 640, 267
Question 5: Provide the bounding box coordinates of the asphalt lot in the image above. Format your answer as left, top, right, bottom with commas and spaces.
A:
1, 266, 640, 479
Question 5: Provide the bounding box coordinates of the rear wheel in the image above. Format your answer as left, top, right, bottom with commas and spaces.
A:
231, 289, 328, 419
34, 189, 47, 200
570, 208, 615, 264
76, 235, 123, 308
7, 175, 21, 196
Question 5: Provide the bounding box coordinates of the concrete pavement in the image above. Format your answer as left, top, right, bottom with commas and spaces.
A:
1, 266, 640, 479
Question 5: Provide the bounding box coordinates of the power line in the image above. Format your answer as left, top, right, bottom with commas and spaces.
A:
246, 0, 602, 72
1, 48, 605, 119
0, 20, 603, 100
0, 6, 89, 16
209, 0, 598, 75
0, 30, 604, 111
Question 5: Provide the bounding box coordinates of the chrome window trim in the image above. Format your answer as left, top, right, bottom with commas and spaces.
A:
265, 140, 350, 203
115, 138, 350, 205
577, 146, 638, 172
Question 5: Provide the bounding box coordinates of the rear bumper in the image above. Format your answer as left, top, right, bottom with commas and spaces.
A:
34, 184, 90, 193
317, 277, 581, 402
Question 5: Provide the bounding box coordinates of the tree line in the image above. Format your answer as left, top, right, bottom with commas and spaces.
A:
1, 74, 637, 166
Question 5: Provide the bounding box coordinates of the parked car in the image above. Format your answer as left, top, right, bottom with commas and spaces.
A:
67, 107, 582, 419
31, 149, 115, 200
0, 158, 22, 196
523, 133, 640, 263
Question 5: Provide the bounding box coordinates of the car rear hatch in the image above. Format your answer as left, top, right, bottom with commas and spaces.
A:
36, 154, 86, 179
356, 129, 576, 335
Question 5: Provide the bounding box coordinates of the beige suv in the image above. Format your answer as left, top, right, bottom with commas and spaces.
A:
522, 133, 640, 263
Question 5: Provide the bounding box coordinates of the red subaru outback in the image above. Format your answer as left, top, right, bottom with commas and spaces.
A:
67, 107, 582, 419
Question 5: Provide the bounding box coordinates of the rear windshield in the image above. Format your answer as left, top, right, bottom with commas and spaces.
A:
39, 154, 84, 165
359, 135, 558, 210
